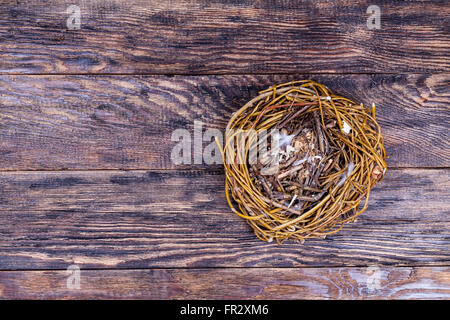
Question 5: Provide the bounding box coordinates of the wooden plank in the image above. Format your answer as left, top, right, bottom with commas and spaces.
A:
0, 267, 449, 299
0, 73, 449, 170
0, 0, 449, 74
0, 169, 448, 270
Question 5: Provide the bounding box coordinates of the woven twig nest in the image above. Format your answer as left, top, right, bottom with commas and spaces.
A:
221, 80, 387, 244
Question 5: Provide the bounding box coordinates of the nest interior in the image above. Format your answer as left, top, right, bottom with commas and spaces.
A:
221, 80, 387, 244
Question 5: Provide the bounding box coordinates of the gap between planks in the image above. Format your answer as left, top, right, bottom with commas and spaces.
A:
0, 167, 448, 173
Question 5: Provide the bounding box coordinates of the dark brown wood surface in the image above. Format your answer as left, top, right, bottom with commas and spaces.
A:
0, 74, 448, 170
1, 267, 449, 299
0, 0, 449, 74
0, 168, 449, 271
0, 169, 450, 270
0, 0, 449, 300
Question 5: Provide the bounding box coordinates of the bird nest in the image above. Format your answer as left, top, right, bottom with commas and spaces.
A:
220, 80, 387, 244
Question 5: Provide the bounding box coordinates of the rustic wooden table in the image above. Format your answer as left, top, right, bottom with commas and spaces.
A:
0, 0, 449, 299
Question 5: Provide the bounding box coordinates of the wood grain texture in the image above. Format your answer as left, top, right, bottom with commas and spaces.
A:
0, 267, 449, 299
0, 0, 449, 74
1, 0, 449, 301
0, 169, 448, 270
1, 73, 449, 170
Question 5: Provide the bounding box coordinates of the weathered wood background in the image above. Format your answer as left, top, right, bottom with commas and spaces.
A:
0, 0, 449, 299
